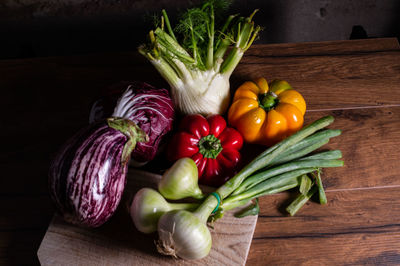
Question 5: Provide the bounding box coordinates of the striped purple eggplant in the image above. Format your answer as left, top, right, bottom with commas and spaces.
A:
49, 118, 148, 227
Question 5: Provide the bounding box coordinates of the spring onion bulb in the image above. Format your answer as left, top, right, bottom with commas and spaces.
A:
158, 158, 204, 200
157, 195, 217, 260
130, 188, 197, 233
139, 0, 261, 115
157, 210, 212, 260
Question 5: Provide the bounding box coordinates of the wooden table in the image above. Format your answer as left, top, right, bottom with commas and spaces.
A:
1, 38, 400, 265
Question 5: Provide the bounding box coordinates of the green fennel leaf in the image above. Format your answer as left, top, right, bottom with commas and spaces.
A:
174, 0, 232, 68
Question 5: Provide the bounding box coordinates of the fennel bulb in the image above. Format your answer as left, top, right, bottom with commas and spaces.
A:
139, 0, 260, 115
169, 71, 230, 116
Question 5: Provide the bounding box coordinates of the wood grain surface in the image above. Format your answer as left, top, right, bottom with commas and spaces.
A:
248, 187, 400, 265
1, 38, 399, 265
304, 107, 400, 189
235, 47, 400, 110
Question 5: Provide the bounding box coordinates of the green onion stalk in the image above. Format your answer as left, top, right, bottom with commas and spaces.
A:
139, 0, 261, 116
155, 115, 344, 260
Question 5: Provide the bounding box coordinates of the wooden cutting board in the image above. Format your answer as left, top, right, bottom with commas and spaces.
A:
37, 169, 258, 265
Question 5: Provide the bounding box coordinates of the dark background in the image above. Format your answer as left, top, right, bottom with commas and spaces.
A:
1, 0, 399, 60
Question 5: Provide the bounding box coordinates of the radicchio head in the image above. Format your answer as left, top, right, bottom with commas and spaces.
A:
89, 82, 174, 165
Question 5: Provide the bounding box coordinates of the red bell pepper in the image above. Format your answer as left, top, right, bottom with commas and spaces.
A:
167, 114, 243, 187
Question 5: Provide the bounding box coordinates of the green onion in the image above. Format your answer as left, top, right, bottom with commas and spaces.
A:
299, 174, 313, 195
286, 186, 318, 216
223, 168, 315, 206
232, 158, 343, 196
130, 188, 198, 233
158, 158, 204, 200
300, 150, 342, 161
312, 170, 328, 204
234, 198, 259, 218
270, 129, 341, 166
217, 115, 335, 199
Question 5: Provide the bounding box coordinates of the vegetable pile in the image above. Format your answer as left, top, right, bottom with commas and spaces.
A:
47, 0, 345, 262
132, 115, 343, 259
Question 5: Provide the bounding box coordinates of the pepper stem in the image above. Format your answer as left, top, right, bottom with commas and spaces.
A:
198, 134, 223, 159
260, 92, 278, 110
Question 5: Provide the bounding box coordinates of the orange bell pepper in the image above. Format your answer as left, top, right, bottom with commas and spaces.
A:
228, 78, 306, 145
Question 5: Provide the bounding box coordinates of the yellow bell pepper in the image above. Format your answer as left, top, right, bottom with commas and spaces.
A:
228, 78, 306, 145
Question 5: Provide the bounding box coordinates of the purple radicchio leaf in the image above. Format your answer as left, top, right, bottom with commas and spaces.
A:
89, 81, 175, 165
